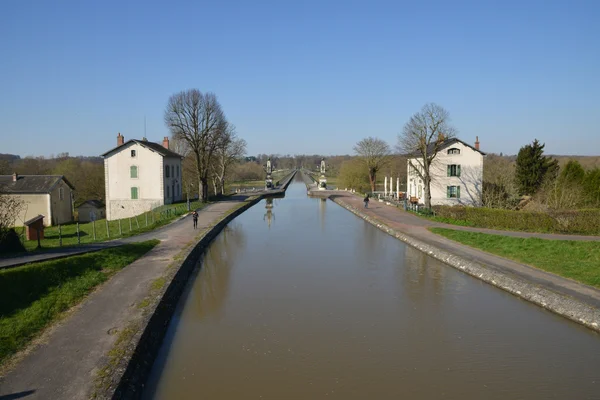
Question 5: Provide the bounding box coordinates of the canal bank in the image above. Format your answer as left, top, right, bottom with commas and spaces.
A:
328, 192, 600, 333
0, 171, 298, 400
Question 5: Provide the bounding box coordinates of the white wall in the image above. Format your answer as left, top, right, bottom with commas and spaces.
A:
105, 142, 165, 220
407, 141, 483, 206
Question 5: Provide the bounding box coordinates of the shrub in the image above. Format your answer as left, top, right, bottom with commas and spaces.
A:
431, 206, 600, 235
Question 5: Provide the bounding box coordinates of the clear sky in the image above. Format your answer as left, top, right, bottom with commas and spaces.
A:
1, 0, 599, 158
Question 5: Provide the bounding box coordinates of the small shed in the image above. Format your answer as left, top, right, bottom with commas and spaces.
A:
24, 214, 45, 241
77, 200, 106, 222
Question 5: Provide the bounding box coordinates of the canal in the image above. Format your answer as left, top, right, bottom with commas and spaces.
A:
144, 177, 600, 399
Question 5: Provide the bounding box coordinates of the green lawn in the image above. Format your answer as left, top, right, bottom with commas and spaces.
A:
430, 228, 600, 288
0, 240, 159, 365
17, 201, 202, 251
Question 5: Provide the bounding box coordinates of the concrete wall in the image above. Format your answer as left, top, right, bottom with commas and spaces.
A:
407, 141, 483, 206
49, 180, 74, 225
105, 142, 166, 220
10, 194, 50, 227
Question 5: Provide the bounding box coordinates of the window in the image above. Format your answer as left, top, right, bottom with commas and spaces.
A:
131, 149, 136, 157
447, 186, 461, 198
130, 165, 138, 178
166, 186, 170, 198
447, 148, 460, 155
131, 187, 139, 199
177, 165, 180, 177
447, 164, 461, 177
59, 187, 64, 200
171, 165, 174, 178
165, 165, 170, 178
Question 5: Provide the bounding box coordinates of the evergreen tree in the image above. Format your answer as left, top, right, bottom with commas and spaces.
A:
559, 160, 585, 184
515, 139, 559, 195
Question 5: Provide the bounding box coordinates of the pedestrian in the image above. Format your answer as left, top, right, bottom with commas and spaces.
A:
364, 194, 370, 208
192, 211, 199, 229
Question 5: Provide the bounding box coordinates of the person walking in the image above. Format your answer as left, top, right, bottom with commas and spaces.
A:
364, 194, 370, 208
192, 210, 199, 229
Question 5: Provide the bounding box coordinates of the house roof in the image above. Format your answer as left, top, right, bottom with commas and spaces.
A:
0, 175, 75, 194
77, 200, 105, 209
407, 138, 486, 157
101, 139, 183, 159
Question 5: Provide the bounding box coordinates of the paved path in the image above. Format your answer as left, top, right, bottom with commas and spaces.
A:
0, 200, 249, 400
330, 192, 600, 309
328, 191, 600, 241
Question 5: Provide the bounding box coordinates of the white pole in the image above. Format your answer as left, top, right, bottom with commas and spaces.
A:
397, 177, 400, 199
384, 176, 388, 197
390, 176, 394, 198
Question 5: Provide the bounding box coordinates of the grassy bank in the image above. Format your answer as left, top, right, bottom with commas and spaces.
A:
430, 228, 600, 288
0, 240, 159, 365
18, 201, 202, 251
429, 206, 600, 235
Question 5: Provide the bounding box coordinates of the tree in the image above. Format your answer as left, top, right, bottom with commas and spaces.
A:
0, 191, 25, 247
338, 159, 371, 193
582, 168, 600, 207
164, 89, 227, 202
397, 103, 457, 209
353, 137, 391, 192
210, 123, 246, 195
515, 139, 559, 196
559, 160, 585, 184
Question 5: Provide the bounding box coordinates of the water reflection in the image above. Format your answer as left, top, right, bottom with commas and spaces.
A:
191, 223, 246, 320
264, 197, 275, 229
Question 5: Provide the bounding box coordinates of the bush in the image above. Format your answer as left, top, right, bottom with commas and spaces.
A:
431, 206, 600, 235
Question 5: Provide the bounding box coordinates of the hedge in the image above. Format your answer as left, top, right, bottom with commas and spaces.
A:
431, 206, 600, 235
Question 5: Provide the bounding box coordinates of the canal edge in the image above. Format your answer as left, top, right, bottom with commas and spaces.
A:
94, 196, 264, 400
330, 197, 600, 335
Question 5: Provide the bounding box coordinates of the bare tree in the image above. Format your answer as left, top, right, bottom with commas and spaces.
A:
164, 89, 227, 202
353, 137, 391, 192
397, 103, 457, 209
0, 192, 24, 243
170, 136, 190, 157
210, 123, 247, 195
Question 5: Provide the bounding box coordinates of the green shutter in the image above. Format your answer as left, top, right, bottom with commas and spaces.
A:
447, 165, 450, 177
457, 186, 461, 198
130, 166, 138, 178
131, 187, 138, 199
447, 186, 451, 198
457, 165, 461, 177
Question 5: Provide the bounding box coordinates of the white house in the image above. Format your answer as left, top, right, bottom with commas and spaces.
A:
0, 173, 75, 226
101, 133, 183, 221
406, 136, 485, 206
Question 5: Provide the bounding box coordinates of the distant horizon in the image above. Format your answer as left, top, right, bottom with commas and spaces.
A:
2, 1, 599, 157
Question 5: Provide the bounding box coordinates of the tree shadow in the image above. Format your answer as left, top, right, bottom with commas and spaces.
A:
0, 390, 36, 399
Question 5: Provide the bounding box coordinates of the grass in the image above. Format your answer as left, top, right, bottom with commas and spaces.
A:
0, 240, 159, 365
429, 227, 600, 288
16, 201, 202, 251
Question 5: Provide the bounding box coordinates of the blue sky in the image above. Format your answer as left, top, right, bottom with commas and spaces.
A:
1, 0, 599, 157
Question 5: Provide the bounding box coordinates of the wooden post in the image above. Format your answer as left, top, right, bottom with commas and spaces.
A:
77, 222, 80, 244
151, 212, 154, 224
145, 213, 148, 227
118, 219, 122, 236
59, 224, 62, 247
93, 220, 96, 240
129, 218, 132, 231
106, 219, 110, 238
36, 227, 41, 249
135, 216, 140, 229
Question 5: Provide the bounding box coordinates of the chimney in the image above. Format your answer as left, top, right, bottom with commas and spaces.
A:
475, 136, 480, 151
12, 172, 18, 182
162, 136, 170, 149
117, 132, 124, 146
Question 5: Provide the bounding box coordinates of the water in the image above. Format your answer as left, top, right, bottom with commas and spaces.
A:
144, 178, 600, 399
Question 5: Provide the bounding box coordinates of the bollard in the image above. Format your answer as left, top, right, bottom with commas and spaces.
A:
59, 224, 62, 247
106, 219, 110, 238
118, 219, 122, 236
93, 220, 96, 240
77, 222, 80, 244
